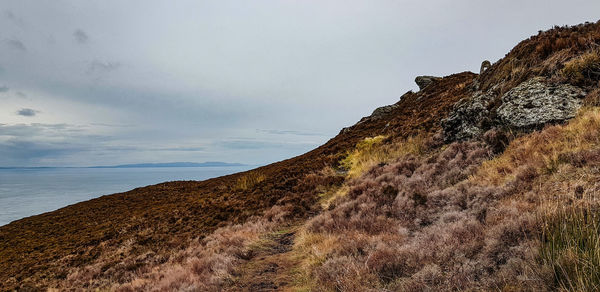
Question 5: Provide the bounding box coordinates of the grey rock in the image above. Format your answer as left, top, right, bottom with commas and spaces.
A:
442, 77, 586, 142
370, 104, 399, 120
480, 60, 491, 75
442, 91, 494, 142
496, 77, 586, 128
415, 76, 441, 90
339, 103, 399, 135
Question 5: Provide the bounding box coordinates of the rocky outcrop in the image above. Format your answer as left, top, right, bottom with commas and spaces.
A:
415, 76, 441, 90
340, 91, 416, 135
480, 60, 491, 75
340, 104, 400, 134
442, 91, 494, 142
496, 77, 586, 128
370, 104, 399, 120
442, 77, 586, 142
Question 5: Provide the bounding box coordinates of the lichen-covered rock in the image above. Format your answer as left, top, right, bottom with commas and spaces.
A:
442, 77, 586, 142
496, 77, 586, 128
442, 91, 494, 142
415, 76, 441, 90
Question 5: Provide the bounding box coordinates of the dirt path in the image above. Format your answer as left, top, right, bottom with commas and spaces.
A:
225, 227, 301, 291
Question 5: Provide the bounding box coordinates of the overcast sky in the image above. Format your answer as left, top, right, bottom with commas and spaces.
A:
1, 0, 599, 167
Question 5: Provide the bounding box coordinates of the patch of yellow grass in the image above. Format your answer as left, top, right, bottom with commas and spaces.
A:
318, 185, 349, 210
341, 134, 428, 178
236, 171, 266, 191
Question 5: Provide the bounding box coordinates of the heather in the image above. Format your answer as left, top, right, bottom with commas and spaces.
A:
292, 108, 600, 291
293, 138, 542, 291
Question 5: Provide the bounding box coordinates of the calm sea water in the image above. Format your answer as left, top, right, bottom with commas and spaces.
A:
0, 166, 252, 226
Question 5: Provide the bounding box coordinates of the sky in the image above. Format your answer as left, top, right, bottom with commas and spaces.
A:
0, 0, 599, 167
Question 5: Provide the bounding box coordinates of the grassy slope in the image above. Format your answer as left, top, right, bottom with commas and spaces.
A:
2, 20, 600, 290
0, 72, 474, 290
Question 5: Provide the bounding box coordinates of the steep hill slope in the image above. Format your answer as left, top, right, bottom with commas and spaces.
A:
1, 20, 600, 291
0, 74, 475, 291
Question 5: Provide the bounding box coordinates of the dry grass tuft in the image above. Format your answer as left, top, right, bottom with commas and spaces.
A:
235, 171, 266, 191
341, 134, 429, 178
540, 202, 600, 291
562, 48, 600, 86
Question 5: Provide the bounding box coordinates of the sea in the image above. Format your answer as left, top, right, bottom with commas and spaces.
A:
0, 165, 252, 226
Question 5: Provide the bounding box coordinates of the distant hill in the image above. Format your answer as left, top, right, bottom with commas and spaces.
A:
90, 162, 246, 168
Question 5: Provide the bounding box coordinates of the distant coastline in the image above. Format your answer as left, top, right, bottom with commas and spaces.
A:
0, 162, 246, 169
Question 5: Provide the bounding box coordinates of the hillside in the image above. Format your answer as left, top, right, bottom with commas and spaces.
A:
1, 20, 600, 291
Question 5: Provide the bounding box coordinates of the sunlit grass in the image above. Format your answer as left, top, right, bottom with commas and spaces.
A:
341, 134, 428, 178
235, 171, 266, 191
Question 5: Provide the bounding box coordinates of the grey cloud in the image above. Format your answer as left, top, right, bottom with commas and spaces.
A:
155, 146, 206, 152
0, 86, 8, 93
0, 123, 76, 137
89, 122, 133, 128
217, 139, 318, 150
99, 145, 206, 152
87, 60, 121, 74
4, 10, 15, 19
0, 139, 86, 164
73, 29, 89, 44
0, 122, 209, 166
15, 91, 26, 98
1, 0, 599, 167
257, 129, 325, 136
4, 39, 26, 51
0, 123, 111, 165
29, 80, 259, 127
16, 108, 38, 117
3, 10, 24, 26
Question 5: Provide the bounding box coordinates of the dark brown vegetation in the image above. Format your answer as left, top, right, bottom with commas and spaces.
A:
2, 20, 600, 291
